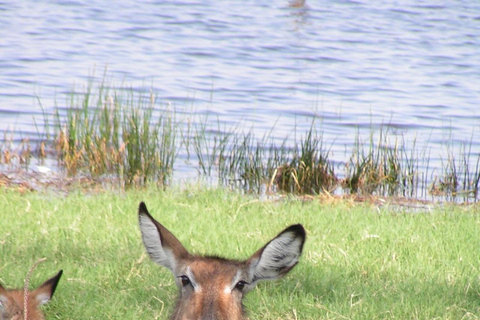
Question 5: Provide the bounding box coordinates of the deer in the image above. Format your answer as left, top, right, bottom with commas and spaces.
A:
0, 270, 62, 320
137, 201, 306, 320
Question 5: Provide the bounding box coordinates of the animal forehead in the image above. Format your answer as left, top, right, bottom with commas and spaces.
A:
0, 291, 23, 315
2, 290, 23, 306
1, 290, 41, 312
188, 258, 245, 283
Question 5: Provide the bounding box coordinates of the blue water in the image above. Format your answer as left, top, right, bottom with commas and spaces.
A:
1, 0, 480, 188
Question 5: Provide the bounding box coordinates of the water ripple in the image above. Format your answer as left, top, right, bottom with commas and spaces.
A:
0, 0, 479, 178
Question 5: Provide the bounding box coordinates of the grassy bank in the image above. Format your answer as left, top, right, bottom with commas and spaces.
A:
0, 187, 479, 319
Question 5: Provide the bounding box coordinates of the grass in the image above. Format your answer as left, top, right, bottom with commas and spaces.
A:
0, 187, 479, 319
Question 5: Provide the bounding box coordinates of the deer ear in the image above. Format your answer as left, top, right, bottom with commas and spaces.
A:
33, 270, 63, 305
138, 202, 190, 273
247, 224, 306, 284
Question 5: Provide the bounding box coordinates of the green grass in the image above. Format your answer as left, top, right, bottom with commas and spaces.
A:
0, 187, 479, 319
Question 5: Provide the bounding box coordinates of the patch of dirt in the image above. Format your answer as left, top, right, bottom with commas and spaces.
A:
0, 166, 118, 195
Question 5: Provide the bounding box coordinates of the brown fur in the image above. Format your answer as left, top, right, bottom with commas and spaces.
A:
0, 271, 62, 320
0, 290, 42, 320
171, 258, 246, 320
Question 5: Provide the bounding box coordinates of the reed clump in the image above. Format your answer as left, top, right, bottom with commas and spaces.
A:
430, 140, 480, 200
343, 128, 419, 197
0, 133, 32, 168
45, 80, 177, 188
273, 127, 337, 194
344, 127, 436, 200
188, 119, 337, 195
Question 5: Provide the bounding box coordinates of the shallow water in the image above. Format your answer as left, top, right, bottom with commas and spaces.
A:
1, 0, 479, 191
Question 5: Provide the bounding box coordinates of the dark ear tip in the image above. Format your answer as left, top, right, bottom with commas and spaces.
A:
138, 201, 148, 215
285, 224, 306, 239
51, 270, 63, 284
46, 269, 63, 297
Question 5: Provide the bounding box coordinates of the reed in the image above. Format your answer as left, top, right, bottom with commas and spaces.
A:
0, 131, 14, 165
431, 139, 480, 200
274, 124, 336, 194
190, 115, 232, 178
44, 78, 177, 188
0, 130, 31, 169
223, 131, 268, 193
343, 127, 428, 198
187, 117, 337, 195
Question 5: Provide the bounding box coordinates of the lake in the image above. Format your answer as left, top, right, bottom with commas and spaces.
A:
1, 0, 479, 194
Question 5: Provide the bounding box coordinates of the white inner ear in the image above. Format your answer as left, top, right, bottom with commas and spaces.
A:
252, 231, 303, 281
35, 293, 52, 306
139, 214, 177, 272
